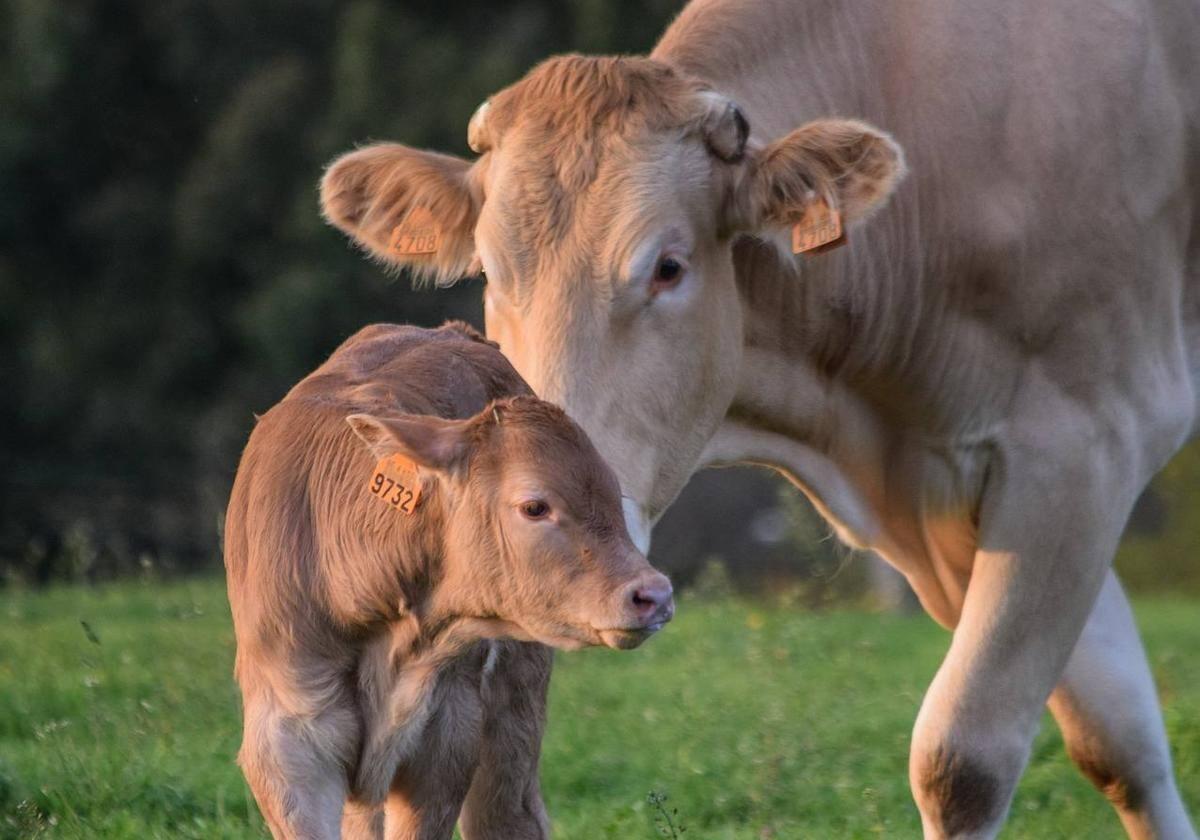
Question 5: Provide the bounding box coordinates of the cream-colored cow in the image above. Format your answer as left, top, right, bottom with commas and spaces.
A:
320, 0, 1200, 836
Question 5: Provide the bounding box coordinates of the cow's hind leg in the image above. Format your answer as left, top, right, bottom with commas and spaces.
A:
909, 440, 1136, 838
1049, 570, 1197, 840
239, 692, 359, 840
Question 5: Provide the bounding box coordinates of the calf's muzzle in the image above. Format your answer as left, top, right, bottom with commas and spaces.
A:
599, 569, 675, 650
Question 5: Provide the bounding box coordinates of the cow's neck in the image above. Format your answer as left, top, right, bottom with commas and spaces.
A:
654, 0, 892, 138
660, 0, 1003, 616
702, 239, 986, 625
706, 237, 912, 555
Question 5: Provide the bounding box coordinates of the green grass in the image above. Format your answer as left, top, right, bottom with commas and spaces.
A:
0, 581, 1196, 838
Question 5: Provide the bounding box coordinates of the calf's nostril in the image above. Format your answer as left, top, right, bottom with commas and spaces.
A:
631, 582, 672, 612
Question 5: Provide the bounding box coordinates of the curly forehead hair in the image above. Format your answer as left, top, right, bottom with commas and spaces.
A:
478, 395, 579, 440
487, 54, 706, 143
468, 395, 604, 474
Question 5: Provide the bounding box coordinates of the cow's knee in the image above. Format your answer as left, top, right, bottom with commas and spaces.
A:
911, 741, 1018, 838
1064, 738, 1153, 813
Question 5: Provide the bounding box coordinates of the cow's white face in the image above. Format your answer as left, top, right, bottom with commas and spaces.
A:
477, 133, 746, 541
320, 55, 904, 546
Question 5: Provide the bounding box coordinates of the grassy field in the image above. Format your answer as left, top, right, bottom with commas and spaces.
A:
0, 581, 1196, 839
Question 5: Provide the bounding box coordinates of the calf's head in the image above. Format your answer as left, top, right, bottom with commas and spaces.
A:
324, 55, 904, 548
347, 396, 673, 650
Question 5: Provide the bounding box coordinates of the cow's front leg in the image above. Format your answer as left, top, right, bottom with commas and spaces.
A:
459, 641, 552, 840
1049, 569, 1198, 840
909, 443, 1136, 839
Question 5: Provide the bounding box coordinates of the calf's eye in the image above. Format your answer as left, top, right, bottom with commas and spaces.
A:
520, 500, 550, 520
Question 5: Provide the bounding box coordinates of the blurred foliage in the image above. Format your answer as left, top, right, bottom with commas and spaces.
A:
0, 0, 681, 582
1118, 441, 1200, 595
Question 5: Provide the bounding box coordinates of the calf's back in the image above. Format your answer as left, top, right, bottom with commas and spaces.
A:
224, 322, 531, 661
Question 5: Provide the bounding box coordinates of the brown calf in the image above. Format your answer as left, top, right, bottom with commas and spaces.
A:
224, 321, 673, 840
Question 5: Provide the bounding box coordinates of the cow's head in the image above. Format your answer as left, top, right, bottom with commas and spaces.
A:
324, 55, 904, 548
348, 395, 673, 650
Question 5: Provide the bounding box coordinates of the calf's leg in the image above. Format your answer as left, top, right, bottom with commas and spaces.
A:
384, 660, 487, 840
342, 800, 383, 840
459, 641, 553, 840
1049, 570, 1197, 840
239, 693, 359, 840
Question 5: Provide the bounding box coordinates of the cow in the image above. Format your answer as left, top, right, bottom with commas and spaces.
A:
223, 322, 674, 840
318, 0, 1200, 836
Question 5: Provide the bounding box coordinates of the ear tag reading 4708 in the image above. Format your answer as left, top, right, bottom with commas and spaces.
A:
368, 454, 422, 514
792, 198, 846, 255
387, 206, 441, 257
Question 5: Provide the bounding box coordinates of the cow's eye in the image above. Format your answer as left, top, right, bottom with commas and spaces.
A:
654, 257, 684, 287
519, 500, 550, 520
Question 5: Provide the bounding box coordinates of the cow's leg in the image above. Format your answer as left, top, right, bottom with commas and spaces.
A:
239, 692, 359, 840
459, 642, 553, 840
909, 445, 1134, 839
1049, 570, 1197, 840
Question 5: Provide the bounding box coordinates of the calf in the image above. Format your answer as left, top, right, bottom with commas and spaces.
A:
224, 321, 673, 840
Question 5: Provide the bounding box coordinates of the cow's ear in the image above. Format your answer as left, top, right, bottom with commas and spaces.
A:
737, 119, 904, 236
346, 413, 471, 474
321, 144, 479, 285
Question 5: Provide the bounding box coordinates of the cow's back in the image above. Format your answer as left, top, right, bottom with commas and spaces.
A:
224, 322, 532, 663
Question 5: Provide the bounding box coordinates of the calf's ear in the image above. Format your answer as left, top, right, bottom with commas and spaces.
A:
346, 413, 471, 474
321, 144, 479, 285
736, 119, 904, 238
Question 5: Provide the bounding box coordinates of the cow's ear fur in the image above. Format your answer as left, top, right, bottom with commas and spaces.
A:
347, 413, 471, 474
738, 119, 904, 233
321, 144, 479, 286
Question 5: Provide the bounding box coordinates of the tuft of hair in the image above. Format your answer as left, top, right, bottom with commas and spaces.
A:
481, 55, 723, 195
487, 55, 703, 145
481, 395, 574, 436
439, 320, 499, 348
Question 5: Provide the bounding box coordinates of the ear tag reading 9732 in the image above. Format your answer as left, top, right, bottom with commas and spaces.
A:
368, 454, 422, 515
792, 198, 845, 255
387, 206, 441, 257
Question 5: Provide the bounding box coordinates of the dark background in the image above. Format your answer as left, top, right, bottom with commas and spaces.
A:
3, 0, 1196, 595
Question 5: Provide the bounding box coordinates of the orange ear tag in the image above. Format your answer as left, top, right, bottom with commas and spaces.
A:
367, 454, 423, 514
791, 199, 846, 255
387, 206, 441, 257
